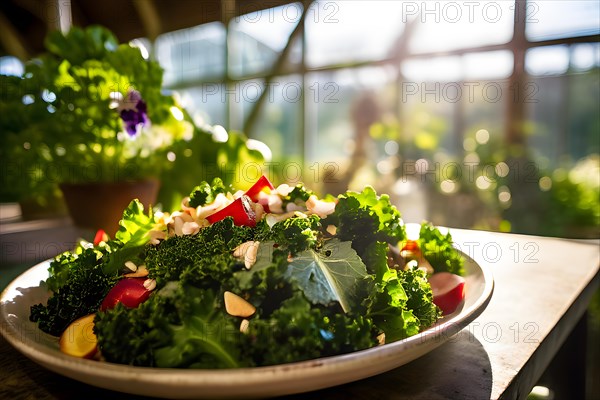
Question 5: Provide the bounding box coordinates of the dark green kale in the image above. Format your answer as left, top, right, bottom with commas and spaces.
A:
145, 217, 254, 289
240, 292, 376, 366
286, 183, 315, 203
95, 284, 246, 368
418, 223, 465, 276
188, 178, 228, 207
94, 299, 173, 366
29, 199, 160, 337
30, 247, 119, 336
255, 214, 321, 255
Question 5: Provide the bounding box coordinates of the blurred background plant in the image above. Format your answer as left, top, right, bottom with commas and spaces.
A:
0, 25, 265, 215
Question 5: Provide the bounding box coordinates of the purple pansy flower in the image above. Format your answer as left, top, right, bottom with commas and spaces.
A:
118, 90, 149, 137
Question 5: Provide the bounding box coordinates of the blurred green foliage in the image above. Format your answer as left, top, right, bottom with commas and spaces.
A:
0, 26, 265, 213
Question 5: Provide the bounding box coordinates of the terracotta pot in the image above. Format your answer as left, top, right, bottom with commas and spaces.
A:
60, 180, 160, 236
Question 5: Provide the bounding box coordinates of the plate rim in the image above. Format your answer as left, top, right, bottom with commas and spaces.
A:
1, 251, 494, 398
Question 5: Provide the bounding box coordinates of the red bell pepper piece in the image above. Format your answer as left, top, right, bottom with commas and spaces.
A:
93, 229, 108, 246
206, 195, 257, 227
402, 240, 420, 252
244, 175, 274, 202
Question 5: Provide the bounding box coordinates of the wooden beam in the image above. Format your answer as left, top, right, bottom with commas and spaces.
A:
0, 9, 30, 60
221, 0, 236, 24
45, 0, 72, 33
133, 0, 162, 40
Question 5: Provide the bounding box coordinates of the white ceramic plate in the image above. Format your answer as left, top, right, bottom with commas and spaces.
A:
0, 253, 493, 399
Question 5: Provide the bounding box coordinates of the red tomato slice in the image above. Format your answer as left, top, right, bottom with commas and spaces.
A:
428, 272, 466, 315
100, 278, 152, 311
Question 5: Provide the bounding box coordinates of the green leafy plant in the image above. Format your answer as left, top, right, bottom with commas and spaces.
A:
0, 25, 265, 212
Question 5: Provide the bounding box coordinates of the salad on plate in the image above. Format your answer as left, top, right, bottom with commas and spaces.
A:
29, 175, 466, 368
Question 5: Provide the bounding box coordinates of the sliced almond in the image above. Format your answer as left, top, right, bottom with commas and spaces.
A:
306, 195, 336, 218
224, 291, 256, 318
197, 193, 230, 219
171, 210, 194, 223
124, 265, 149, 278
233, 241, 255, 258
182, 221, 200, 235
326, 225, 337, 236
149, 230, 167, 245
240, 319, 250, 334
173, 216, 184, 236
244, 242, 259, 270
377, 332, 385, 346
253, 202, 265, 223
124, 261, 137, 273
273, 183, 293, 197
233, 241, 260, 269
143, 278, 157, 291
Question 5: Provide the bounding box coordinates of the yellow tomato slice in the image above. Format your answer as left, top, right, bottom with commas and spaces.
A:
59, 313, 98, 359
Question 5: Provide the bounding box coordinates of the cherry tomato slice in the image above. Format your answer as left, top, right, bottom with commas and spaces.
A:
100, 278, 152, 311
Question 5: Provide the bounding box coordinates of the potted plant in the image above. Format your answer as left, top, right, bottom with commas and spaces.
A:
0, 26, 266, 234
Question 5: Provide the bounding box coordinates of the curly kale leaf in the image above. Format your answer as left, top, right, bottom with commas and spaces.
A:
361, 240, 389, 281
145, 217, 253, 288
95, 284, 245, 368
418, 223, 464, 276
94, 299, 174, 366
401, 267, 441, 329
241, 292, 376, 366
115, 199, 158, 246
284, 183, 315, 205
103, 199, 160, 275
324, 186, 405, 258
345, 186, 405, 242
44, 251, 83, 293
364, 269, 419, 342
153, 285, 244, 368
255, 214, 321, 255
188, 177, 228, 208
30, 247, 119, 336
365, 265, 440, 342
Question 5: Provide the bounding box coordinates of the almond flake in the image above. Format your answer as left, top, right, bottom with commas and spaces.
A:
240, 319, 250, 334
224, 291, 256, 318
173, 216, 184, 236
182, 221, 200, 235
233, 241, 260, 269
124, 265, 149, 278
124, 261, 137, 272
326, 225, 337, 236
143, 279, 157, 291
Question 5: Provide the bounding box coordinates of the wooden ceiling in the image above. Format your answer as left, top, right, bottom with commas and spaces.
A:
0, 0, 301, 59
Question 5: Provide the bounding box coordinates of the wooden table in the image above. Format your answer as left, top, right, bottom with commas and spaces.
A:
1, 229, 598, 399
